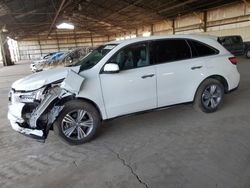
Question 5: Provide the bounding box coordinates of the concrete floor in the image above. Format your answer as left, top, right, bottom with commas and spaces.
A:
0, 57, 250, 188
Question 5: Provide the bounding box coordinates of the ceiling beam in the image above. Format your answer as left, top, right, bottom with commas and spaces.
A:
158, 0, 197, 14
6, 12, 55, 15
243, 0, 250, 8
103, 0, 144, 20
47, 0, 66, 37
72, 13, 127, 32
69, 17, 109, 36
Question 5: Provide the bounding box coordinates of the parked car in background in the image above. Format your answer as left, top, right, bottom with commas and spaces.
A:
30, 51, 65, 72
8, 35, 240, 145
218, 35, 244, 56
30, 52, 55, 72
43, 47, 93, 70
218, 35, 250, 58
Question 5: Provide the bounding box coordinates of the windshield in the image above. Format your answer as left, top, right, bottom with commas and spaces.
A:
74, 44, 117, 71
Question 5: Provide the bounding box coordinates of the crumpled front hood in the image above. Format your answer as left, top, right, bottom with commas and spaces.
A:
12, 66, 81, 91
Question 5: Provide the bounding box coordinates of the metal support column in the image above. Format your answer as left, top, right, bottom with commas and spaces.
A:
172, 19, 175, 34
0, 32, 7, 66
203, 11, 207, 32
151, 24, 154, 35
38, 35, 42, 56
90, 33, 93, 47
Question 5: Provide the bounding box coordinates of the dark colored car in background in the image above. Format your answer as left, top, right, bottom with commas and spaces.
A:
218, 35, 250, 58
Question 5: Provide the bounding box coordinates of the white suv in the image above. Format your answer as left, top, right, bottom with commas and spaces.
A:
8, 35, 240, 145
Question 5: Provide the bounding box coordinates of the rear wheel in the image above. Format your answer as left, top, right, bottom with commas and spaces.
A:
246, 49, 250, 58
54, 100, 101, 145
194, 78, 224, 113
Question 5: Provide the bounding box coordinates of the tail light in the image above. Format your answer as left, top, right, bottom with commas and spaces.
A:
229, 57, 237, 65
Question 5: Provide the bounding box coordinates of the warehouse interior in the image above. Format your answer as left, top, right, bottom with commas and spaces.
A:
0, 0, 250, 62
0, 0, 250, 187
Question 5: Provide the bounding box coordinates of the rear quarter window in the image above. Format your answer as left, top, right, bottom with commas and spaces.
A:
188, 39, 219, 57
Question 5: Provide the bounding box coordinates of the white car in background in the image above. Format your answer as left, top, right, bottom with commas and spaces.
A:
30, 52, 65, 72
30, 53, 55, 72
8, 35, 240, 145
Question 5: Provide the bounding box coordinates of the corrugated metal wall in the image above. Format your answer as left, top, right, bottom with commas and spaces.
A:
18, 2, 250, 60
18, 30, 114, 60
128, 2, 250, 39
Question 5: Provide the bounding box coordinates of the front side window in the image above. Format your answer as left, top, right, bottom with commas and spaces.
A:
108, 43, 149, 70
152, 39, 191, 64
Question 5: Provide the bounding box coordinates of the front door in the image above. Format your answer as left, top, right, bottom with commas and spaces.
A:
100, 42, 157, 118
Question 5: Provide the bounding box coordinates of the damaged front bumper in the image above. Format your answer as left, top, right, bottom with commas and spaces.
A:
7, 88, 65, 142
7, 103, 45, 140
7, 69, 85, 142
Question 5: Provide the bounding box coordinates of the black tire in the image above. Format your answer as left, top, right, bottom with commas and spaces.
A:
194, 78, 224, 113
54, 100, 101, 145
246, 48, 250, 58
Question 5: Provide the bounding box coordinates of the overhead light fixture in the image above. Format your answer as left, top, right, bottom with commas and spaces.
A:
142, 32, 151, 37
56, 23, 74, 30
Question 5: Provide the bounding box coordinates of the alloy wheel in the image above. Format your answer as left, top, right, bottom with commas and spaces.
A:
202, 84, 222, 109
61, 109, 94, 140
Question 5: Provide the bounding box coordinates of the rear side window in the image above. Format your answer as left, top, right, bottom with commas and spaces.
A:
231, 36, 242, 44
218, 37, 232, 46
152, 39, 191, 64
188, 40, 219, 57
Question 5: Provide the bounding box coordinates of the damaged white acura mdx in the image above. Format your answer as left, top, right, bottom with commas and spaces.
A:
8, 35, 240, 145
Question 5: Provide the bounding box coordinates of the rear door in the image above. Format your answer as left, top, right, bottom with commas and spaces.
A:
152, 39, 218, 107
151, 39, 198, 107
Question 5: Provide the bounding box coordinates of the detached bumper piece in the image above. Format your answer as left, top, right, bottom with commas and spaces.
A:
7, 112, 45, 142
7, 88, 63, 142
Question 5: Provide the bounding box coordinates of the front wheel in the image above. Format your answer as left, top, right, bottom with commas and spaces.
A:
194, 78, 224, 113
54, 100, 101, 145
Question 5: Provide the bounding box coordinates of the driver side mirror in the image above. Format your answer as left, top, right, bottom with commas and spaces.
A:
103, 63, 120, 73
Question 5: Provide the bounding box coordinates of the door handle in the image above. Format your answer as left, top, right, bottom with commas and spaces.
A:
191, 66, 202, 70
141, 74, 155, 79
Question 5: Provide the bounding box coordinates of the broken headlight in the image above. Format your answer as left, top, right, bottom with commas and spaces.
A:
12, 87, 46, 103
